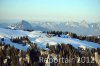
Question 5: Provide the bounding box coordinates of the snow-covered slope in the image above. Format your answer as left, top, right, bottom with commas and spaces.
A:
0, 28, 100, 51
0, 28, 29, 51
28, 31, 100, 49
0, 28, 28, 38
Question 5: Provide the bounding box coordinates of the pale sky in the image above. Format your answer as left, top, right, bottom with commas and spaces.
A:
0, 0, 100, 22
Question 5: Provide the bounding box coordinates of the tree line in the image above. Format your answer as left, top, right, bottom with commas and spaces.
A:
46, 31, 100, 44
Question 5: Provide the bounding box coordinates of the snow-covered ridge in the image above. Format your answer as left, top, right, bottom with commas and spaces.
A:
4, 20, 100, 36
0, 28, 100, 51
31, 21, 100, 36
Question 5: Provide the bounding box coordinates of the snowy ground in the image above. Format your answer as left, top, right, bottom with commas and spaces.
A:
0, 28, 100, 51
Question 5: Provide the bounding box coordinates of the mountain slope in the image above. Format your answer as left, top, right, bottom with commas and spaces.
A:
0, 28, 100, 51
31, 21, 100, 36
3, 20, 100, 36
8, 20, 33, 31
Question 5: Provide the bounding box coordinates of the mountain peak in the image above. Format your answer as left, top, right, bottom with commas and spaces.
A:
8, 20, 33, 31
17, 20, 33, 31
80, 20, 89, 28
21, 20, 29, 24
20, 20, 31, 26
81, 20, 87, 24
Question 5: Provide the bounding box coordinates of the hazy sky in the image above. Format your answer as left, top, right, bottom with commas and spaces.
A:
0, 0, 100, 22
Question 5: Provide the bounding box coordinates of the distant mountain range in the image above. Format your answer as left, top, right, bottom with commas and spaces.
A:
0, 20, 100, 36
31, 20, 100, 36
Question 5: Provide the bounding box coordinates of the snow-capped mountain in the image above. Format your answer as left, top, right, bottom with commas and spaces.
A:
8, 20, 33, 31
2, 20, 100, 36
31, 21, 100, 36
